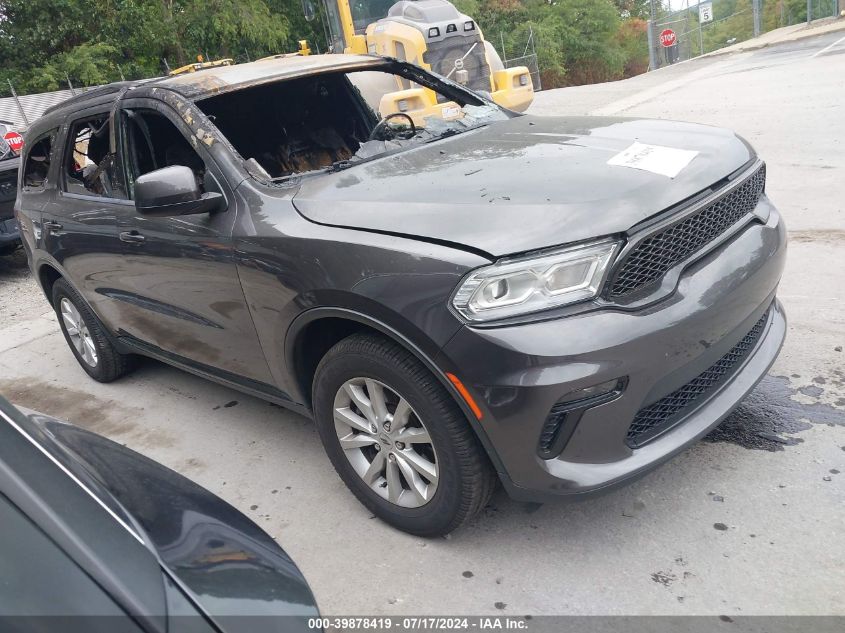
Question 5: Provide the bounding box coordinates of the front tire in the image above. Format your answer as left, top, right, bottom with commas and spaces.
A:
312, 333, 496, 536
52, 278, 135, 382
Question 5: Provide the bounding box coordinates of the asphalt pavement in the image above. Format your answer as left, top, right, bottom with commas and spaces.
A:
1, 32, 843, 616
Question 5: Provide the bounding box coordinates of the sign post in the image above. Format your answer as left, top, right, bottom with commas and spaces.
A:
698, 2, 713, 56
647, 20, 657, 70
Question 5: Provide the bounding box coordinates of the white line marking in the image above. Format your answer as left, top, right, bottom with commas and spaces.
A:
812, 35, 845, 58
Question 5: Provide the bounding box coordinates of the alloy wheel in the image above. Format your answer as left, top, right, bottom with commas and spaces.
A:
60, 297, 98, 367
333, 377, 438, 508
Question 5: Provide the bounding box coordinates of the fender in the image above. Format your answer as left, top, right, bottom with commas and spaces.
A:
284, 306, 509, 479
33, 254, 72, 300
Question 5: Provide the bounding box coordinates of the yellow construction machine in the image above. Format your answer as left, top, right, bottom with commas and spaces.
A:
308, 0, 534, 113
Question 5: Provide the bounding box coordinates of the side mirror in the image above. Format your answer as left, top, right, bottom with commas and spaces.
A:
135, 165, 224, 217
302, 0, 316, 22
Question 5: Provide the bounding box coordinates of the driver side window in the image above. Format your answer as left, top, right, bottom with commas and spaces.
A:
120, 108, 206, 199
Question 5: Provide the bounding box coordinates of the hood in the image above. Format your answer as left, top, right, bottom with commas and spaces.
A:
293, 115, 754, 257
11, 403, 319, 628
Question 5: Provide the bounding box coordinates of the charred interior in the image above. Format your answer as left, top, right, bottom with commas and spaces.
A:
197, 73, 381, 178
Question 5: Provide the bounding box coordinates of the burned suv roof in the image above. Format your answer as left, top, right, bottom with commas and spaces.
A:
159, 54, 383, 99
41, 54, 385, 122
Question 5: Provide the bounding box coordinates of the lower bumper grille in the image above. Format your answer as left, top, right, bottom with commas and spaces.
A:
626, 308, 770, 448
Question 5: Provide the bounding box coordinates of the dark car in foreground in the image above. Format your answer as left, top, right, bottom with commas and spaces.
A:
0, 396, 319, 631
17, 54, 786, 536
0, 120, 22, 255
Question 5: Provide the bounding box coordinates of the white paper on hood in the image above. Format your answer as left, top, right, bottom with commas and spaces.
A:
607, 142, 699, 178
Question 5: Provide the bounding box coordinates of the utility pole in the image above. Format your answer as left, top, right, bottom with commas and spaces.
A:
698, 0, 704, 58
753, 0, 762, 37
648, 0, 658, 70
807, 0, 813, 23
7, 80, 30, 127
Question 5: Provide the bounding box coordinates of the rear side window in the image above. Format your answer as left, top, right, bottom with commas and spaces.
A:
63, 115, 125, 199
23, 131, 56, 189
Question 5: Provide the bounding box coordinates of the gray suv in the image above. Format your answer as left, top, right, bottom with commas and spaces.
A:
17, 54, 787, 536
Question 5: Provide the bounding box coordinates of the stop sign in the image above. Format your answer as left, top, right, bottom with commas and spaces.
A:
660, 28, 677, 48
3, 131, 23, 153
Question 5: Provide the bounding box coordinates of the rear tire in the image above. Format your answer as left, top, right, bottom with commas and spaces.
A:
312, 333, 496, 536
52, 278, 135, 382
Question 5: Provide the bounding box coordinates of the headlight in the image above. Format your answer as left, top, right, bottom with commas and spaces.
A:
452, 239, 619, 321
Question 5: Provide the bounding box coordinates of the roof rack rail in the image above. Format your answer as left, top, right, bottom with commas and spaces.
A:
42, 78, 163, 116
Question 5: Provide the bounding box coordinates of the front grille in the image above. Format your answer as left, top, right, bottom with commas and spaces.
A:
422, 34, 491, 93
608, 164, 766, 299
626, 308, 770, 448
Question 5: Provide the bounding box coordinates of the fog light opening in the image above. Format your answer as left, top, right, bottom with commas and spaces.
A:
558, 378, 625, 405
537, 377, 628, 460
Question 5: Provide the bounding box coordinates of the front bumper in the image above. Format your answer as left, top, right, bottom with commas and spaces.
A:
437, 200, 787, 501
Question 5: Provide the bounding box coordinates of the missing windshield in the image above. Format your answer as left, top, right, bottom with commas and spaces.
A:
195, 66, 508, 180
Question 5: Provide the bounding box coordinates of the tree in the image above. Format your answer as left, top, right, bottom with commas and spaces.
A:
175, 0, 291, 60
612, 0, 653, 19
0, 0, 298, 94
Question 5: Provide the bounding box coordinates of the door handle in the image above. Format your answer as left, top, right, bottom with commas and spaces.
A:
43, 221, 63, 231
119, 230, 146, 244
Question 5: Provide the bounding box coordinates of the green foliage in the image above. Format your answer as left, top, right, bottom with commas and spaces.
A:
27, 42, 121, 92
176, 0, 290, 59
0, 0, 309, 94
611, 0, 655, 20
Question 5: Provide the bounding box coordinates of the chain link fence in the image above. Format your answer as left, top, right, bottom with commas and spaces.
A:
649, 0, 843, 70
498, 27, 542, 91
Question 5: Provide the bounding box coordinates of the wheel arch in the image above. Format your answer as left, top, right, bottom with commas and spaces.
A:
284, 308, 508, 477
36, 261, 64, 302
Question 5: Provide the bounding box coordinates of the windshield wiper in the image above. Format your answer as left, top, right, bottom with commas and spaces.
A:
422, 123, 488, 145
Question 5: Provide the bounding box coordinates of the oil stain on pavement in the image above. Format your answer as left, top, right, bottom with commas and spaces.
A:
0, 376, 175, 450
704, 374, 844, 451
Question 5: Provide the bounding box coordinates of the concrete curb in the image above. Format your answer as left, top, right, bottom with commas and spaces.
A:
699, 17, 845, 60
